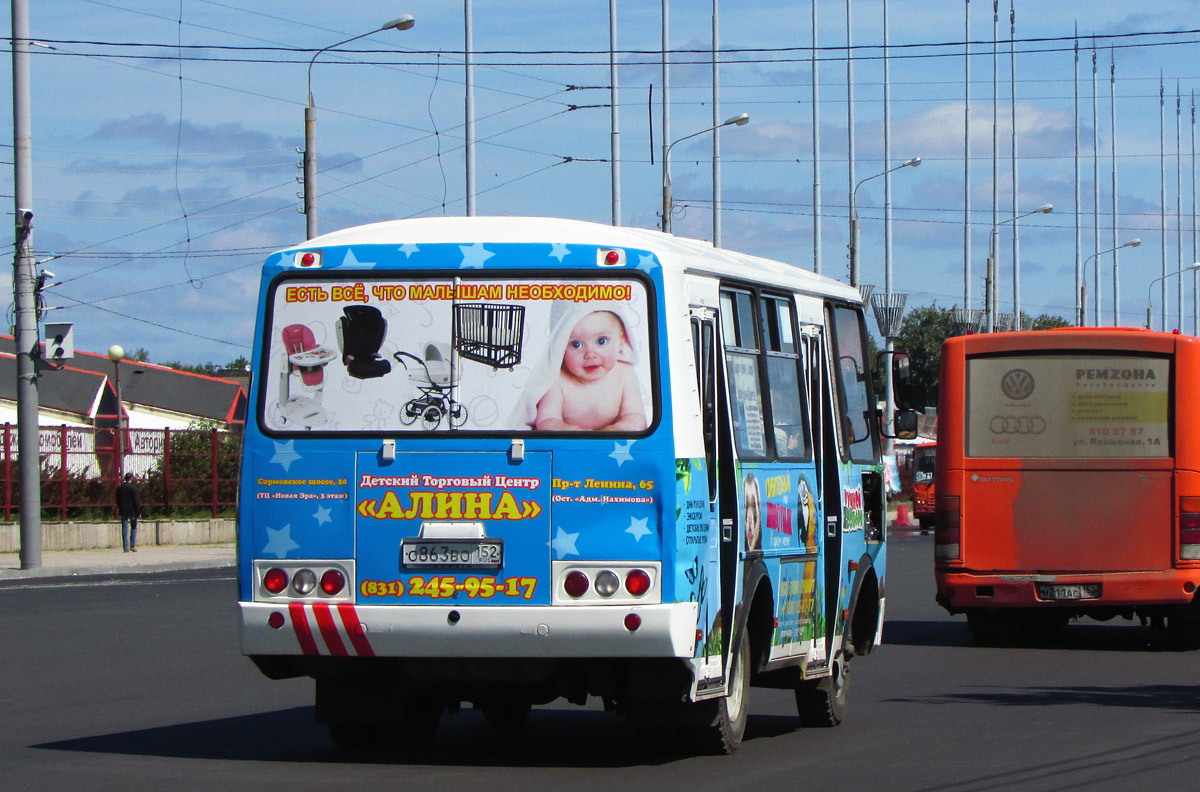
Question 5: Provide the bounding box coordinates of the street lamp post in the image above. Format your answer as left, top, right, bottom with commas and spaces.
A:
303, 15, 415, 240
107, 345, 125, 480
848, 156, 921, 288
662, 112, 749, 234
1080, 238, 1141, 326
986, 203, 1053, 332
1146, 262, 1200, 329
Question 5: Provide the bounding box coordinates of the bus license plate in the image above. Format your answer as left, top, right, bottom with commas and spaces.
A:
401, 539, 503, 568
1037, 583, 1099, 601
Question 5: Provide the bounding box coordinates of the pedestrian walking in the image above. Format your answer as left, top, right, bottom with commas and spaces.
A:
116, 473, 142, 553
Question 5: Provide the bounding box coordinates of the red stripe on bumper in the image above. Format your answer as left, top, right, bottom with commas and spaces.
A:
289, 603, 320, 656
337, 604, 375, 657
313, 603, 348, 656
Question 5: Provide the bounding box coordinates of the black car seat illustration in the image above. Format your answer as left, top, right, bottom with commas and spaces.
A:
336, 305, 392, 379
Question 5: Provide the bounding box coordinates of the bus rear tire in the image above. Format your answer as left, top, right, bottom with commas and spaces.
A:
795, 649, 850, 727
323, 694, 443, 752
479, 697, 532, 726
692, 628, 750, 754
327, 722, 382, 752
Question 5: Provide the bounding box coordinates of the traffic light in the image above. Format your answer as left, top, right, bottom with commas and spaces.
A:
45, 322, 74, 364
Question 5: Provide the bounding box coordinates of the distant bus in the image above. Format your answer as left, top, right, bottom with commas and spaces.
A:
237, 216, 914, 753
934, 327, 1200, 642
910, 442, 936, 531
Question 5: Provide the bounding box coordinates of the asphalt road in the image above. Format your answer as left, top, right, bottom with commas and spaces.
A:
2, 530, 1198, 791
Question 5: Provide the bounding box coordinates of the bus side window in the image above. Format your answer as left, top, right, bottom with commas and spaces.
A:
761, 295, 810, 460
691, 315, 719, 498
826, 304, 879, 463
720, 290, 768, 459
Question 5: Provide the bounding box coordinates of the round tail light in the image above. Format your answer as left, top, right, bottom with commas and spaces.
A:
564, 570, 590, 598
625, 569, 651, 597
320, 569, 346, 596
292, 568, 317, 595
595, 570, 620, 597
624, 613, 642, 632
263, 567, 288, 594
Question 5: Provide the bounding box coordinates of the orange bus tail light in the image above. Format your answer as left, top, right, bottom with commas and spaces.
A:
1180, 498, 1200, 560
935, 495, 961, 562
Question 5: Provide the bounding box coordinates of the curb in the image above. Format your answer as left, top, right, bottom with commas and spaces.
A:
0, 557, 235, 586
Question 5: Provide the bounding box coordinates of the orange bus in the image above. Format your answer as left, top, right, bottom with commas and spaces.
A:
910, 442, 936, 531
934, 327, 1200, 642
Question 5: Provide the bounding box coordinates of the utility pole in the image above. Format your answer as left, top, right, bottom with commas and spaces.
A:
11, 0, 42, 569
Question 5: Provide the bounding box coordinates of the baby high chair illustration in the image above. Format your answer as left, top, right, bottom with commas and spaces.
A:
278, 323, 337, 428
395, 342, 467, 430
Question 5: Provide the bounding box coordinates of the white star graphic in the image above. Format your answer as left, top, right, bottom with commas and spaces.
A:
313, 505, 332, 526
551, 526, 580, 558
609, 439, 635, 466
270, 440, 301, 472
398, 243, 420, 258
549, 242, 571, 261
459, 243, 495, 269
263, 524, 300, 558
341, 248, 376, 269
626, 517, 651, 542
636, 253, 659, 273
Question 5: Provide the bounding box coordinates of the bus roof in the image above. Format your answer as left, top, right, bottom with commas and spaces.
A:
282, 215, 863, 304
944, 326, 1196, 356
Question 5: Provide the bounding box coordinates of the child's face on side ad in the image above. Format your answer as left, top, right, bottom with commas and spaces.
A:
562, 312, 625, 382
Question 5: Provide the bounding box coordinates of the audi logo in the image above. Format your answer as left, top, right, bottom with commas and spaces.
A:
1000, 368, 1036, 400
989, 415, 1047, 434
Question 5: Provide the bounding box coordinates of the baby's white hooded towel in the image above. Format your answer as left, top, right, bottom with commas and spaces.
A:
507, 300, 643, 429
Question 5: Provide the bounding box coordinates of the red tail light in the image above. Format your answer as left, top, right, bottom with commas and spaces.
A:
263, 567, 288, 594
320, 569, 346, 596
564, 571, 590, 598
934, 495, 961, 562
625, 569, 651, 597
1180, 497, 1200, 560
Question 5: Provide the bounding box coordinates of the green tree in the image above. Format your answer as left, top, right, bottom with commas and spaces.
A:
1031, 313, 1070, 330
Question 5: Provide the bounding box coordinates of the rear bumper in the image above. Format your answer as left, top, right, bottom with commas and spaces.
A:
935, 569, 1200, 612
240, 600, 700, 659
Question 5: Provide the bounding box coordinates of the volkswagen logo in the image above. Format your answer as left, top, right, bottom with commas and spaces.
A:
989, 415, 1047, 434
1000, 368, 1036, 400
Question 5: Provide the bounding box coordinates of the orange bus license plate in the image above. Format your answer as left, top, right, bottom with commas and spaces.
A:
1037, 583, 1099, 601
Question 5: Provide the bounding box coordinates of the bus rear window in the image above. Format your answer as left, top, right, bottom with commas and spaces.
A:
965, 354, 1170, 458
261, 276, 654, 434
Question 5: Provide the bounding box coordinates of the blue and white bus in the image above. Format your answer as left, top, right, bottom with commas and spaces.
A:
238, 216, 911, 753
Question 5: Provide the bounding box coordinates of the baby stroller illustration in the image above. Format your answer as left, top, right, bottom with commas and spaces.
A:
395, 343, 467, 430
278, 323, 337, 428
336, 305, 392, 379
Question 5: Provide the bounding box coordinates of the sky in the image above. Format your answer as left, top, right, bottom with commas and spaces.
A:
5, 0, 1200, 365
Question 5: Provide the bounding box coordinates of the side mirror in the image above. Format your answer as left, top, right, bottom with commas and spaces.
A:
891, 352, 914, 411
892, 409, 919, 440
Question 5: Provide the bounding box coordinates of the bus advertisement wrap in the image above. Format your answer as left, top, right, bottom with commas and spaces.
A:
966, 355, 1169, 458
264, 276, 653, 435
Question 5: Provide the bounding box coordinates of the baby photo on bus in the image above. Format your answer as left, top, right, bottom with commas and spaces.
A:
511, 300, 649, 432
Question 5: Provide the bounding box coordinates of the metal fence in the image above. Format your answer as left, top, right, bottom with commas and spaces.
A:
1, 424, 241, 521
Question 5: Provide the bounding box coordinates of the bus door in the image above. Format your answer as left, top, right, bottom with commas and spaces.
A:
807, 323, 842, 664
690, 307, 737, 687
